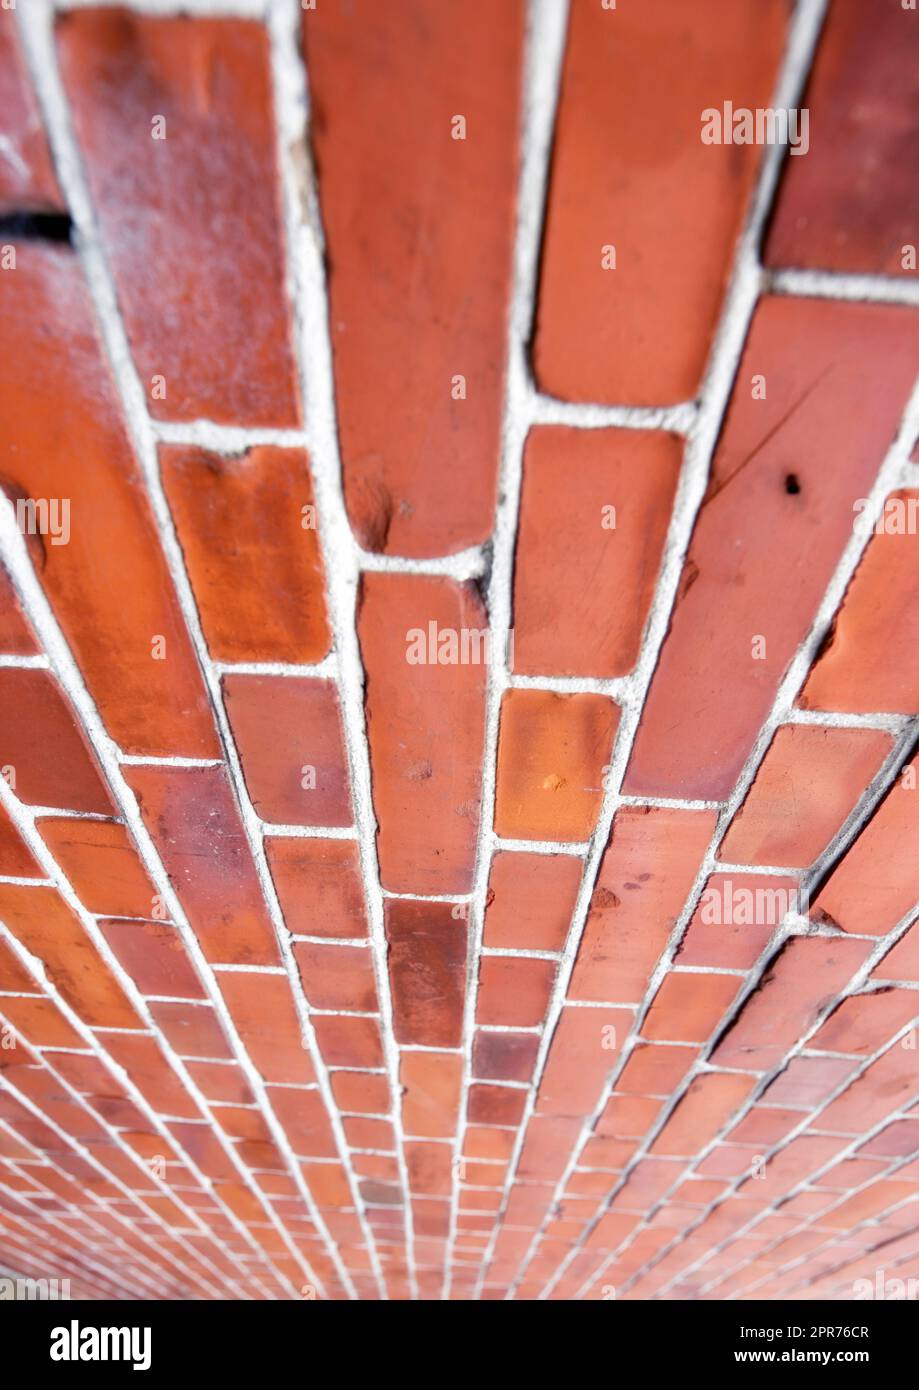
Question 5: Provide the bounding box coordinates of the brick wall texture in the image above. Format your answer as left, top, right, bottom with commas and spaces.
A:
0, 0, 918, 1304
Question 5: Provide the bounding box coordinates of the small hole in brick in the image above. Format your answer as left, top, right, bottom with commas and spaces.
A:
0, 211, 74, 245
784, 473, 801, 495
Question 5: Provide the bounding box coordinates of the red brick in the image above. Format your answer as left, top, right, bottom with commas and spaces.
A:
859, 1120, 919, 1160
813, 759, 919, 937
533, 0, 788, 406
330, 1072, 390, 1117
712, 936, 874, 1071
483, 851, 581, 953
400, 1050, 461, 1139
38, 817, 156, 918
311, 1015, 383, 1070
596, 1095, 663, 1140
615, 1044, 698, 1098
819, 1044, 919, 1134
223, 675, 351, 828
468, 1084, 527, 1127
99, 1033, 201, 1120
819, 1181, 919, 1232
538, 1006, 632, 1117
0, 885, 138, 1030
678, 871, 800, 972
302, 1161, 352, 1209
96, 919, 203, 1002
472, 1030, 539, 1085
0, 566, 38, 656
0, 246, 219, 756
579, 1135, 638, 1171
303, 0, 522, 556
571, 806, 715, 1003
343, 1116, 394, 1151
267, 1087, 336, 1159
643, 972, 742, 1046
800, 494, 919, 714
358, 574, 487, 893
406, 1142, 452, 1197
265, 837, 368, 940
512, 428, 681, 676
761, 1055, 857, 1110
385, 900, 467, 1048
292, 941, 377, 1014
477, 956, 555, 1030
811, 989, 919, 1058
57, 12, 299, 427
626, 297, 919, 799
124, 764, 281, 968
148, 1002, 232, 1061
767, 0, 919, 276
516, 1116, 581, 1183
650, 1074, 756, 1158
0, 10, 63, 213
160, 445, 329, 663
184, 1061, 253, 1108
494, 689, 619, 842
720, 725, 892, 868
0, 669, 113, 814
727, 1107, 804, 1148
216, 971, 314, 1087
0, 801, 40, 879
0, 939, 35, 994
611, 1158, 683, 1213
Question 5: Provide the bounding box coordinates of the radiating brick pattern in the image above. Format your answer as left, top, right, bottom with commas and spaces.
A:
0, 0, 918, 1305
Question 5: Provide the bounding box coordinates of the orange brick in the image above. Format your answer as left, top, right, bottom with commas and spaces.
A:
161, 446, 330, 664
533, 0, 788, 405
483, 851, 581, 952
494, 689, 619, 842
58, 11, 299, 427
38, 817, 156, 919
511, 428, 681, 677
303, 0, 522, 555
358, 574, 487, 893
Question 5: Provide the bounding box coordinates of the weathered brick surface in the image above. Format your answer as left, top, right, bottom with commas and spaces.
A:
533, 0, 788, 406
302, 0, 522, 557
767, 0, 919, 276
2, 0, 918, 1306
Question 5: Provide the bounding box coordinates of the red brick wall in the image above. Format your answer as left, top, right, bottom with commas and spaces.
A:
0, 0, 918, 1303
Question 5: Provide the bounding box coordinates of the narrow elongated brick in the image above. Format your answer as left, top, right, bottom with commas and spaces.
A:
719, 725, 892, 868
512, 428, 681, 676
0, 669, 112, 814
216, 972, 313, 1087
615, 1044, 698, 1098
358, 575, 487, 893
161, 446, 330, 664
712, 936, 873, 1071
483, 852, 581, 952
57, 11, 299, 426
124, 764, 281, 968
820, 1045, 919, 1134
538, 1006, 632, 1117
385, 900, 466, 1048
0, 997, 83, 1050
98, 1032, 201, 1120
37, 818, 156, 919
626, 297, 919, 798
0, 10, 63, 212
0, 246, 219, 756
813, 758, 919, 937
570, 806, 715, 1004
265, 837, 367, 939
494, 689, 619, 842
303, 0, 522, 556
400, 1052, 463, 1139
767, 0, 919, 276
800, 494, 919, 714
223, 675, 351, 828
0, 886, 138, 1030
533, 0, 788, 406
